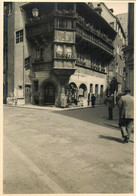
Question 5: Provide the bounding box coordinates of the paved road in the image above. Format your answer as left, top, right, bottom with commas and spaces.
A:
3, 105, 134, 194
55, 105, 119, 127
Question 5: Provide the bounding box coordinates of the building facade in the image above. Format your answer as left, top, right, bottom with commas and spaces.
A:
93, 3, 126, 94
117, 13, 128, 45
4, 2, 117, 107
123, 3, 134, 96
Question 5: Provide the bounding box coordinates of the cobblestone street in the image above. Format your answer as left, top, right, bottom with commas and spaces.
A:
3, 105, 134, 194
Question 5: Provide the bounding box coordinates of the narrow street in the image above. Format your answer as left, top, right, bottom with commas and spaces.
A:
3, 105, 134, 194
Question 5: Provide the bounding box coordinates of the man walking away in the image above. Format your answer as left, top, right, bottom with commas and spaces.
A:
91, 94, 96, 108
118, 89, 134, 143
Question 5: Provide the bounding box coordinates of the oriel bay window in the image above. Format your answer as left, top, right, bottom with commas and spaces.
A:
55, 18, 73, 29
56, 45, 73, 58
66, 46, 72, 58
56, 45, 63, 58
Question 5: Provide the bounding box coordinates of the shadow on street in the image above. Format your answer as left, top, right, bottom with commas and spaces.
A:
55, 105, 119, 130
99, 135, 123, 143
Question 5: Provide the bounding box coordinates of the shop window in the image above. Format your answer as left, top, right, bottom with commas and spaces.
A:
95, 84, 98, 97
33, 81, 38, 91
16, 30, 23, 44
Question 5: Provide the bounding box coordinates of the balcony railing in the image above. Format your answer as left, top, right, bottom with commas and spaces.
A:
75, 59, 106, 73
76, 14, 113, 45
76, 27, 113, 55
26, 10, 77, 26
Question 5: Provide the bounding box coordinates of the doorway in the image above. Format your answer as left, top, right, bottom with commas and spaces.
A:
25, 85, 31, 104
43, 82, 56, 105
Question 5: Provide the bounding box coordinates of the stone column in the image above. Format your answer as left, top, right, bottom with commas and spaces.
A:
58, 75, 69, 108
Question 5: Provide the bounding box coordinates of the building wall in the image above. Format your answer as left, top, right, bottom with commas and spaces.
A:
99, 3, 126, 93
70, 67, 107, 105
5, 2, 116, 106
7, 5, 14, 97
117, 13, 128, 44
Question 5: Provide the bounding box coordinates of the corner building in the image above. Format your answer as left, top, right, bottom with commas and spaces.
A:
5, 2, 117, 107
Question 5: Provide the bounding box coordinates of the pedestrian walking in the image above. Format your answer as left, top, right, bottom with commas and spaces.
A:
107, 94, 114, 120
91, 94, 96, 107
118, 88, 134, 143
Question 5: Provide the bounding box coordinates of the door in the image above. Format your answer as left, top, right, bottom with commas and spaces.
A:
25, 85, 31, 104
44, 83, 55, 105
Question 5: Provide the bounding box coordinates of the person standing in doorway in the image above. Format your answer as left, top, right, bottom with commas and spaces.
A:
107, 94, 114, 120
118, 89, 134, 143
91, 94, 96, 107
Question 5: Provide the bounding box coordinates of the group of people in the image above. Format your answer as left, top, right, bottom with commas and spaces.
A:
106, 89, 134, 143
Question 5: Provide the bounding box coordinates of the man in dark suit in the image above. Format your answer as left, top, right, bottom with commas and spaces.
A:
118, 89, 134, 143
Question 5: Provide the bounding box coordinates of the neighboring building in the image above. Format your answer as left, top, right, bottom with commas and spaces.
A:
93, 2, 127, 94
123, 3, 134, 95
4, 2, 117, 107
3, 3, 9, 103
117, 13, 128, 44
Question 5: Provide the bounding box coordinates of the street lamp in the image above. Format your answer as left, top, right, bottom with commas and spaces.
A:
32, 8, 39, 17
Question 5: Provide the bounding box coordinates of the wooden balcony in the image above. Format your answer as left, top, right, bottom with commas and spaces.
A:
76, 16, 114, 56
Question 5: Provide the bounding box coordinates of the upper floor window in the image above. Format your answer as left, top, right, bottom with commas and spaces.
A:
16, 30, 23, 44
25, 57, 30, 70
56, 18, 73, 29
110, 22, 114, 29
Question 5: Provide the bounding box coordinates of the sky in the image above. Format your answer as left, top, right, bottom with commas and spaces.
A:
105, 2, 128, 15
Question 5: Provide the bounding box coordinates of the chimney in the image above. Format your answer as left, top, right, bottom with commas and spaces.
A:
109, 9, 114, 13
94, 4, 102, 15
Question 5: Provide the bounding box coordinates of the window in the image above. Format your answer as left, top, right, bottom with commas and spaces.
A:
66, 46, 72, 58
33, 81, 38, 91
16, 30, 23, 44
95, 84, 98, 97
56, 18, 72, 29
100, 85, 103, 98
56, 45, 63, 57
90, 84, 93, 93
25, 57, 30, 70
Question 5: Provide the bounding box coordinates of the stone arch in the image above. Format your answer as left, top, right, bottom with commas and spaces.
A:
67, 82, 78, 105
39, 79, 59, 106
79, 83, 87, 98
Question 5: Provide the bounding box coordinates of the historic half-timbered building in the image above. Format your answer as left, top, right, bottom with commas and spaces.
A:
4, 2, 117, 107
